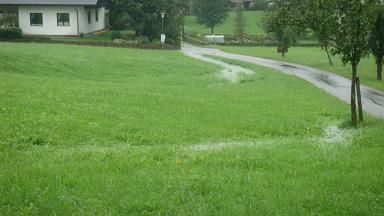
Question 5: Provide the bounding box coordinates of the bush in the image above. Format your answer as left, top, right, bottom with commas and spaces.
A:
0, 14, 18, 27
0, 27, 22, 39
111, 31, 122, 40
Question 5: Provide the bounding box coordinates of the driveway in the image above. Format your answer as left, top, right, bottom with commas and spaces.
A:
181, 43, 384, 119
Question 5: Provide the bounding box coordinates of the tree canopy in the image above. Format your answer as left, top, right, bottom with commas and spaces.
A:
106, 0, 182, 43
369, 7, 384, 80
267, 0, 380, 125
193, 0, 230, 34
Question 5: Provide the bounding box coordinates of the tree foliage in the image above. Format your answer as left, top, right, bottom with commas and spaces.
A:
369, 7, 384, 80
262, 5, 300, 57
106, 0, 182, 43
193, 0, 230, 34
267, 0, 380, 126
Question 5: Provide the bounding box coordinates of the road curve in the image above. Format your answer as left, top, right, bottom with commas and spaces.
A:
181, 43, 384, 119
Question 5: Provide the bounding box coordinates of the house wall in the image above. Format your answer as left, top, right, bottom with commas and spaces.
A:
18, 5, 79, 35
17, 5, 105, 36
77, 7, 105, 34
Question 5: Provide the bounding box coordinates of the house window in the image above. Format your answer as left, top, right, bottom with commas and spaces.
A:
30, 13, 43, 26
95, 9, 98, 22
57, 13, 70, 26
87, 11, 91, 24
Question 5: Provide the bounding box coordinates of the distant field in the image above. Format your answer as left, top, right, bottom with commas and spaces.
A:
1, 43, 384, 214
218, 46, 384, 91
185, 11, 265, 36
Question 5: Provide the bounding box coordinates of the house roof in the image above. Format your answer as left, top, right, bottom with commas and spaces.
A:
0, 0, 98, 5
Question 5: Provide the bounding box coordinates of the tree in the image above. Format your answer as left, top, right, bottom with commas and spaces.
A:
106, 0, 182, 43
193, 0, 230, 34
329, 0, 378, 125
302, 0, 335, 66
234, 1, 246, 40
262, 7, 299, 57
267, 0, 379, 126
369, 8, 384, 80
106, 0, 139, 30
267, 0, 335, 64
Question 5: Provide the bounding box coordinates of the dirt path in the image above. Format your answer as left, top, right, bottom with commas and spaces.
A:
181, 43, 384, 119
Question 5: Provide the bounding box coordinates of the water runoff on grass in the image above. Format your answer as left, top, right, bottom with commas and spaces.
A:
187, 124, 355, 153
181, 44, 254, 83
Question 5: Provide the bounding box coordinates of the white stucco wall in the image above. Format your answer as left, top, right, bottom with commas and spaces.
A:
17, 5, 105, 36
18, 6, 78, 35
78, 7, 105, 34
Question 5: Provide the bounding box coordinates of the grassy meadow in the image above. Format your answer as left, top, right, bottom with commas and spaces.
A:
0, 42, 384, 214
217, 46, 384, 91
185, 11, 265, 36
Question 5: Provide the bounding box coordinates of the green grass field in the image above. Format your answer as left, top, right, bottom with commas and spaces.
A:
1, 42, 384, 214
185, 11, 265, 36
217, 46, 384, 91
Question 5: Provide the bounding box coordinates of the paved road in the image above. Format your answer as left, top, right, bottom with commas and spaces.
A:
181, 43, 384, 119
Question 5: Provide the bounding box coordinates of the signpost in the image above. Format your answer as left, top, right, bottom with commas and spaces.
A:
161, 11, 165, 48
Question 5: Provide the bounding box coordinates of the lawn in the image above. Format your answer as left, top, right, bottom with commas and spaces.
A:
185, 11, 265, 36
217, 46, 384, 91
0, 42, 383, 214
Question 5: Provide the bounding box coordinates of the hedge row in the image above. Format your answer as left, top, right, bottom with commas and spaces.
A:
0, 27, 22, 39
0, 37, 180, 50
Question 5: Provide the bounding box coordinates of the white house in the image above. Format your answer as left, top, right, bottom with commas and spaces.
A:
0, 0, 105, 36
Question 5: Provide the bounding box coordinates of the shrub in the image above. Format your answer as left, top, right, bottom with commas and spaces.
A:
111, 31, 122, 40
0, 14, 18, 27
137, 36, 149, 44
0, 27, 22, 39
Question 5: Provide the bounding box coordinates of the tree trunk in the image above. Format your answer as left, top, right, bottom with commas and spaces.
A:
377, 57, 383, 81
351, 64, 358, 127
356, 77, 364, 123
211, 27, 214, 35
325, 46, 333, 66
282, 50, 285, 57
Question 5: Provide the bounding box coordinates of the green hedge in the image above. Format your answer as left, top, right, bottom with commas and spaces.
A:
0, 27, 22, 39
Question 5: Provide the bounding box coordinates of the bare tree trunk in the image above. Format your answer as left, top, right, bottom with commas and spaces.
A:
356, 77, 364, 123
351, 64, 358, 127
377, 57, 383, 81
325, 46, 333, 66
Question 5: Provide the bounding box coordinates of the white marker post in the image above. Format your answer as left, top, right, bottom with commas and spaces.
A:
161, 11, 165, 49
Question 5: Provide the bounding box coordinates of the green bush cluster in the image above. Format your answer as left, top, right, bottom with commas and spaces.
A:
110, 31, 122, 40
0, 27, 22, 39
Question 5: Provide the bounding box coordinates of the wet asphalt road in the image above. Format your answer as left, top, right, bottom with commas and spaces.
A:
182, 44, 384, 119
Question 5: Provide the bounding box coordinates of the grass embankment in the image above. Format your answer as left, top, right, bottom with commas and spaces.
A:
0, 42, 383, 214
218, 46, 384, 91
185, 11, 265, 36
